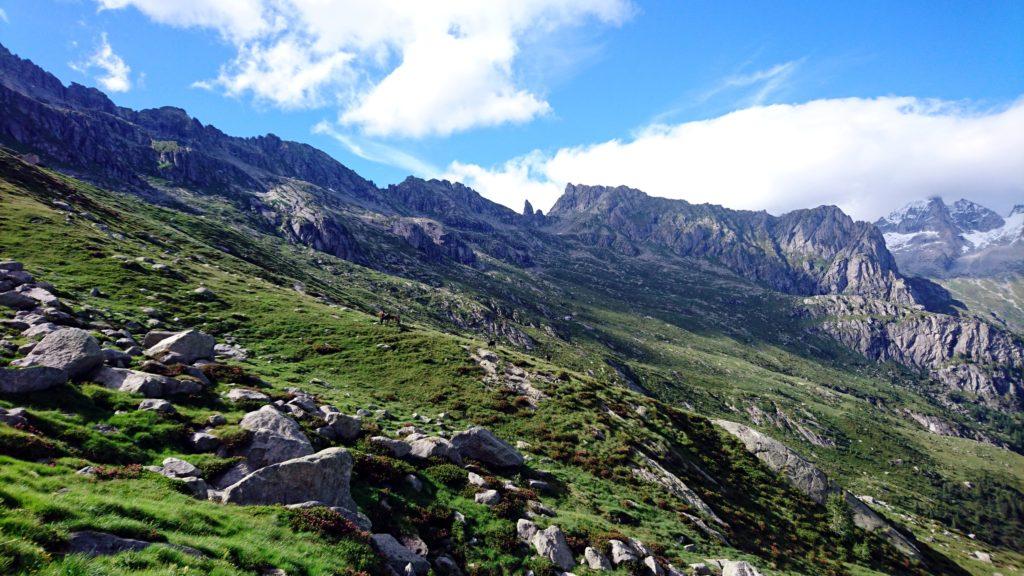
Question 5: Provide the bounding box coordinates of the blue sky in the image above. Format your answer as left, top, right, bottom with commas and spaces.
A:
1, 0, 1022, 218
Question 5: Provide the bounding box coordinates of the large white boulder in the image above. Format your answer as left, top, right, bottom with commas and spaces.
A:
451, 426, 524, 468
12, 328, 102, 379
145, 330, 215, 364
222, 447, 357, 511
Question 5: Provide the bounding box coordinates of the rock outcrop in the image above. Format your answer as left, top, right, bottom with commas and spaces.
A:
715, 420, 921, 560
803, 295, 1024, 411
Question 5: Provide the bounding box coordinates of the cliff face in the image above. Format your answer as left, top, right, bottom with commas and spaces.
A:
803, 295, 1024, 411
548, 184, 919, 304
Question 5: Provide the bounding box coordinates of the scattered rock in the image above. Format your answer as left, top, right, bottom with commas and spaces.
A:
467, 472, 488, 487
139, 399, 176, 414
531, 525, 575, 571
193, 286, 217, 300
226, 388, 270, 403
222, 447, 355, 510
584, 547, 612, 571
517, 519, 538, 542
145, 330, 216, 364
451, 426, 524, 468
0, 366, 68, 393
160, 457, 200, 478
191, 431, 221, 452
369, 436, 411, 458
102, 348, 132, 367
317, 412, 361, 442
609, 540, 638, 565
0, 406, 29, 427
93, 366, 201, 397
407, 435, 462, 464
434, 554, 464, 576
11, 328, 103, 379
404, 473, 423, 492
371, 533, 431, 576
643, 556, 664, 576
235, 405, 314, 469
66, 531, 151, 556
142, 330, 177, 348
474, 489, 501, 505
722, 561, 763, 576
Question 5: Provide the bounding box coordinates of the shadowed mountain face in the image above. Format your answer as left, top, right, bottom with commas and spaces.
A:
1, 40, 1022, 415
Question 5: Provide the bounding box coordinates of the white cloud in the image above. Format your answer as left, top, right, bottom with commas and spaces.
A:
97, 0, 271, 41
98, 0, 633, 138
70, 33, 133, 92
0, 8, 8, 23
446, 97, 1024, 220
313, 121, 439, 177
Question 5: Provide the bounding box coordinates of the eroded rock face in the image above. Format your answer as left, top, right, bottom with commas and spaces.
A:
11, 328, 102, 379
803, 295, 1024, 411
714, 420, 922, 560
222, 447, 356, 511
450, 426, 524, 468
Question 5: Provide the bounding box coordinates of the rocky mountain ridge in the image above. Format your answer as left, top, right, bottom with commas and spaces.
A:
548, 184, 925, 305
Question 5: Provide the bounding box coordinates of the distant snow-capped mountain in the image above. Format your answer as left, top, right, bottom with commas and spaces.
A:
875, 198, 1024, 277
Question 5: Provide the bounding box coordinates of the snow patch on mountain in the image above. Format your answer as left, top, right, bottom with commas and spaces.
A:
962, 211, 1024, 251
883, 231, 939, 252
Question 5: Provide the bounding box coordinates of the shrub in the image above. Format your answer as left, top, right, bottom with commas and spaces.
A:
0, 427, 62, 460
288, 506, 368, 542
354, 453, 416, 485
91, 464, 144, 480
425, 463, 467, 488
199, 363, 264, 386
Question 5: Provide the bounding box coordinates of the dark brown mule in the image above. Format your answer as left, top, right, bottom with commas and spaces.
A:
378, 310, 401, 326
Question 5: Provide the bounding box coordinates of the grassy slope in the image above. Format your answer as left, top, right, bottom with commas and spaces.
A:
0, 151, 1019, 575
941, 275, 1024, 336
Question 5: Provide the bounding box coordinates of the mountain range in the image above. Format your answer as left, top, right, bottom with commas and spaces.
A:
1, 42, 1022, 576
876, 197, 1024, 278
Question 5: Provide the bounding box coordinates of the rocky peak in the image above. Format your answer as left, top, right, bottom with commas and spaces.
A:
875, 197, 958, 235
549, 183, 651, 217
523, 199, 535, 217
385, 177, 523, 228
950, 199, 1005, 232
1010, 204, 1024, 217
